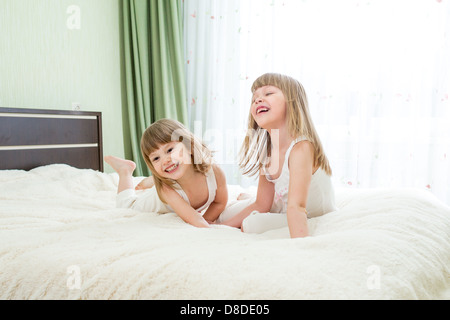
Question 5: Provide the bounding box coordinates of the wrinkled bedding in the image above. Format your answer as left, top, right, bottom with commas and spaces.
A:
0, 164, 449, 299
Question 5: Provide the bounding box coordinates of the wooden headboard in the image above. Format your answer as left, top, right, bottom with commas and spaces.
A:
0, 107, 103, 171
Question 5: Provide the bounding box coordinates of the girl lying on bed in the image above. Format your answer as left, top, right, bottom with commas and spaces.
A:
105, 119, 248, 228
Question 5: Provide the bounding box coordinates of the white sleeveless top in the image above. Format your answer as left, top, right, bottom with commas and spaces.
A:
265, 137, 337, 218
166, 167, 217, 213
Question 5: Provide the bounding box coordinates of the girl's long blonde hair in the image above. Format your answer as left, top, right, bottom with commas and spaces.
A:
239, 73, 332, 177
140, 119, 212, 203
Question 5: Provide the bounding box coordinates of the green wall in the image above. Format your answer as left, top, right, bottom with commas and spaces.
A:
0, 0, 125, 172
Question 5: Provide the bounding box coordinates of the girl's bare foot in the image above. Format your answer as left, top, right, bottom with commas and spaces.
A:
104, 156, 136, 175
135, 176, 155, 190
237, 193, 252, 200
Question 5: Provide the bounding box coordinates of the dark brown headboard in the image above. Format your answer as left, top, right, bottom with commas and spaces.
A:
0, 107, 103, 171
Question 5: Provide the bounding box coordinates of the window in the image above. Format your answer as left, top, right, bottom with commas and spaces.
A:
185, 0, 450, 204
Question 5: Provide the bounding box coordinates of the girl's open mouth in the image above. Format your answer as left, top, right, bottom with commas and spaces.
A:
164, 163, 179, 173
256, 106, 270, 114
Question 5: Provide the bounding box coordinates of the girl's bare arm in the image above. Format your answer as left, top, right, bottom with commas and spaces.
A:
220, 171, 274, 228
203, 165, 228, 223
161, 186, 210, 228
286, 141, 314, 238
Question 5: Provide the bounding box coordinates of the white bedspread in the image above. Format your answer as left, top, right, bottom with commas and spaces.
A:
0, 164, 449, 300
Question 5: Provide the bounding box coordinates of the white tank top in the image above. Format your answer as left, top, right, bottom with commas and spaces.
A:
166, 167, 217, 213
265, 137, 337, 218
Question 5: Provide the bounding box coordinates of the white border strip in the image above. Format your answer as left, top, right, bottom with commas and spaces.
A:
0, 113, 97, 120
0, 144, 98, 151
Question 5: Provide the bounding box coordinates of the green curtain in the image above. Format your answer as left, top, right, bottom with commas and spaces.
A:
121, 0, 188, 176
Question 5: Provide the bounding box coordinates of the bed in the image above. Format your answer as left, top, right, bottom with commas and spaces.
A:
0, 107, 103, 171
1, 108, 449, 300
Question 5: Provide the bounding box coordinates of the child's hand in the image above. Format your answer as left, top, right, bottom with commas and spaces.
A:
135, 176, 155, 190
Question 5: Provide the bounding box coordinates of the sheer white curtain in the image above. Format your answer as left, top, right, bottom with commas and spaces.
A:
184, 0, 253, 185
184, 0, 450, 204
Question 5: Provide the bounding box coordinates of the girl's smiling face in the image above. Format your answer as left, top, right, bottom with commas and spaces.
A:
251, 85, 287, 130
149, 141, 192, 180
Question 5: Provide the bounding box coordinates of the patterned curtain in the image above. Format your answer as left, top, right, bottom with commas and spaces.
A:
184, 0, 450, 204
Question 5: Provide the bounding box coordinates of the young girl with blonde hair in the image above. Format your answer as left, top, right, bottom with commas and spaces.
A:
221, 73, 337, 238
105, 119, 229, 228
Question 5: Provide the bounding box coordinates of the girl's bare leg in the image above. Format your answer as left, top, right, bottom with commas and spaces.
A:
104, 156, 136, 194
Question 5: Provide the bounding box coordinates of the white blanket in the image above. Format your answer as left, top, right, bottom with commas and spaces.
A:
0, 164, 449, 299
